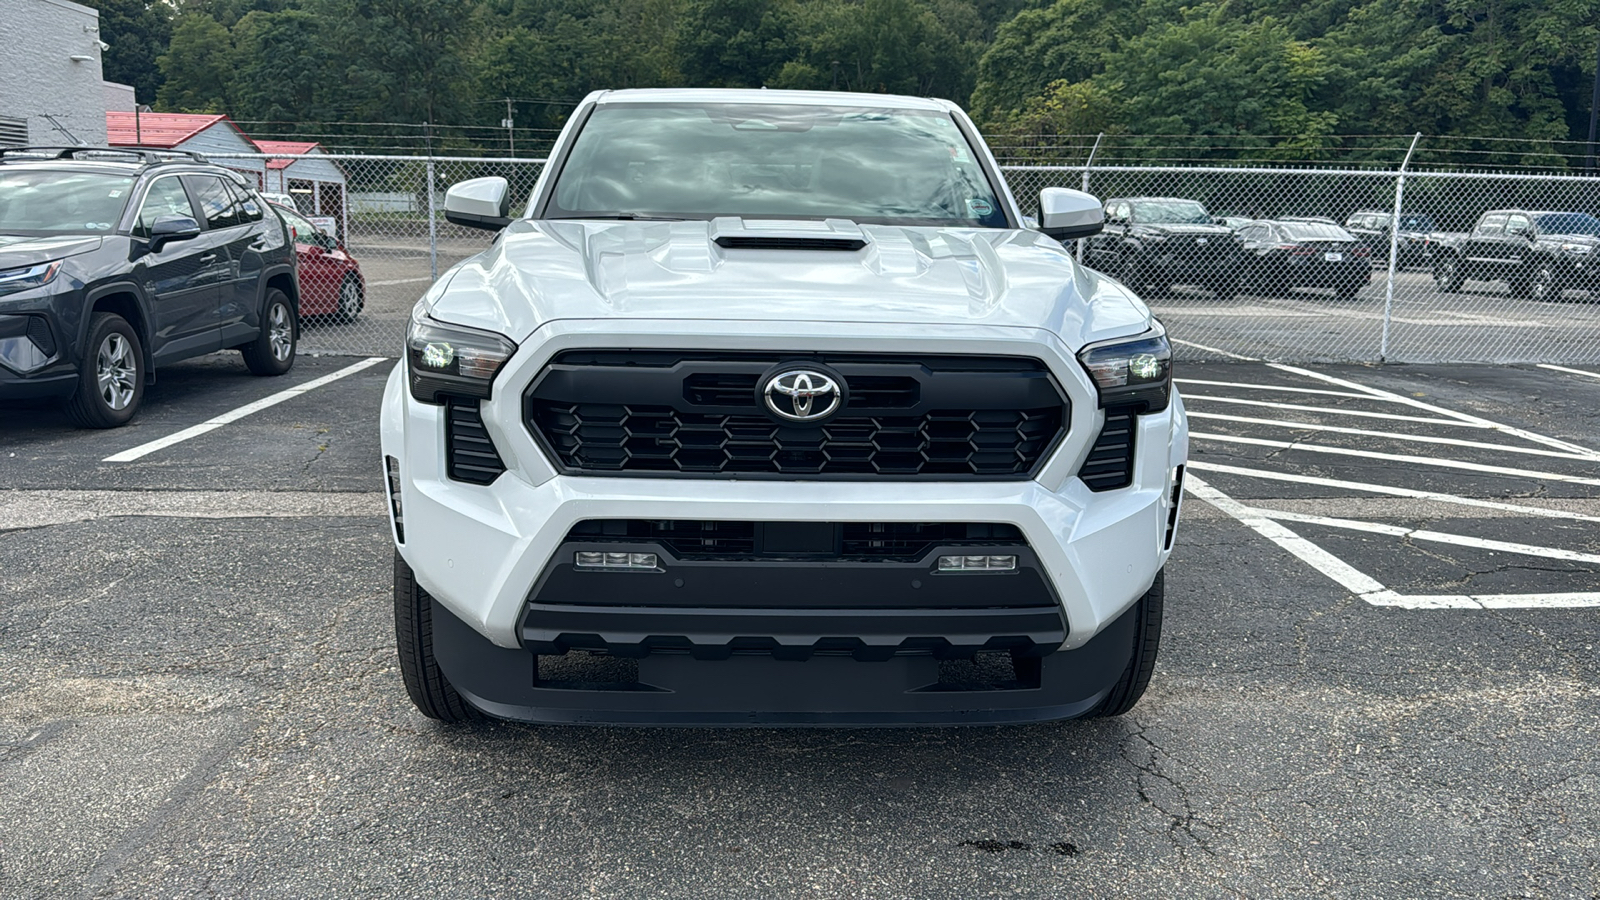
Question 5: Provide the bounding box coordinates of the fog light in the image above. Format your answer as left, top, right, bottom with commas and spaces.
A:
937, 555, 1016, 571
576, 551, 659, 569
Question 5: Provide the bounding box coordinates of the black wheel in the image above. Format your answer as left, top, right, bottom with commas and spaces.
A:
241, 288, 296, 376
65, 312, 145, 428
1084, 570, 1164, 718
334, 275, 364, 323
1434, 256, 1464, 293
1527, 263, 1561, 302
394, 552, 481, 723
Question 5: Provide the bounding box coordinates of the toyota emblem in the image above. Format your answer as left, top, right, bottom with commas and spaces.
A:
763, 369, 842, 421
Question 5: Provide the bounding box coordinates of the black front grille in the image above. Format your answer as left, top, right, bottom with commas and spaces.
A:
526, 352, 1068, 479
1079, 405, 1137, 491
446, 401, 506, 485
24, 316, 55, 357
566, 520, 1026, 562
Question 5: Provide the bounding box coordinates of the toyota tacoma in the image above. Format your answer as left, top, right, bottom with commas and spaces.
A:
380, 89, 1188, 725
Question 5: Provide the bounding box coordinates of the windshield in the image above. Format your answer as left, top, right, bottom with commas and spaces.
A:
1534, 213, 1600, 236
1281, 223, 1354, 241
0, 170, 134, 235
1130, 199, 1211, 225
1397, 214, 1435, 231
546, 103, 1008, 228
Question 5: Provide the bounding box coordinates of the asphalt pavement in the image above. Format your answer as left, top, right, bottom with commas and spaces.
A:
1, 354, 1599, 898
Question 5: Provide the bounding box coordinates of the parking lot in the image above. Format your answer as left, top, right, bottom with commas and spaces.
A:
1, 354, 1598, 897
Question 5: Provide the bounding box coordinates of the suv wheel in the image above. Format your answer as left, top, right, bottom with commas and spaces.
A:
66, 313, 144, 428
241, 288, 297, 376
394, 552, 481, 723
1084, 569, 1164, 718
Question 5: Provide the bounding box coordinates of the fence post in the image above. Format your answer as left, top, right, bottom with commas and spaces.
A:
1077, 132, 1103, 263
1380, 133, 1422, 362
425, 158, 438, 281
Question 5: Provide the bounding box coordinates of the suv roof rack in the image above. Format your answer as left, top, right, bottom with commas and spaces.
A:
0, 146, 209, 165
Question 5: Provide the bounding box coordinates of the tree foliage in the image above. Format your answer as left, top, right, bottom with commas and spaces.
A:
123, 0, 1600, 157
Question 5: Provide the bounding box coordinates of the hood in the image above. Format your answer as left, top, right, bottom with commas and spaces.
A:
426, 218, 1152, 349
0, 234, 103, 268
1135, 223, 1233, 237
1539, 232, 1600, 243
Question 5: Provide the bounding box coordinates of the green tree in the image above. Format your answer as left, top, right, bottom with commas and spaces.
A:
229, 9, 339, 125
83, 0, 173, 105
155, 11, 237, 112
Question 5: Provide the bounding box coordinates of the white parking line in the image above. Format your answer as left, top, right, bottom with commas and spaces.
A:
1186, 412, 1594, 459
1267, 363, 1600, 457
1186, 461, 1600, 523
103, 358, 388, 463
1183, 395, 1483, 426
1249, 507, 1600, 566
1170, 338, 1258, 360
1190, 432, 1600, 487
1174, 378, 1390, 401
367, 277, 432, 287
1187, 475, 1600, 610
1538, 364, 1600, 381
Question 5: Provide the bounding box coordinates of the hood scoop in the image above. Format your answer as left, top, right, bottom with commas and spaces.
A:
710, 217, 867, 251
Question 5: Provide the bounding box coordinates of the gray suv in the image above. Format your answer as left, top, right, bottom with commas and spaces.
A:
0, 146, 299, 427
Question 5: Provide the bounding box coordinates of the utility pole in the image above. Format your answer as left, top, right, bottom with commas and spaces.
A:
1589, 35, 1600, 173
502, 97, 515, 157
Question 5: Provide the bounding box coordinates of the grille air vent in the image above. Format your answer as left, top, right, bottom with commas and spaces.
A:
1079, 405, 1137, 492
446, 401, 506, 485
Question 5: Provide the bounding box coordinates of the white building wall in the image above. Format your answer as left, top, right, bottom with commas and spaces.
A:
0, 0, 111, 146
101, 81, 136, 113
178, 125, 268, 184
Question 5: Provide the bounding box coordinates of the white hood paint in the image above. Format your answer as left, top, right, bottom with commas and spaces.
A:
426, 218, 1153, 349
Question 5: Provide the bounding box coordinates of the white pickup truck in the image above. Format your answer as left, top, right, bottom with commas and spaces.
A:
380, 88, 1187, 725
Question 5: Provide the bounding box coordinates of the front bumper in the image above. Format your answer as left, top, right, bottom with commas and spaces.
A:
382, 322, 1188, 723
0, 312, 76, 400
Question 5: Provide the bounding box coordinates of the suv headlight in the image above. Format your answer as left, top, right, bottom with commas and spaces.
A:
1077, 325, 1173, 412
405, 301, 517, 403
0, 261, 62, 296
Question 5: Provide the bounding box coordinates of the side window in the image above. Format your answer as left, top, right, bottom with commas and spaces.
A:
228, 181, 264, 223
1505, 213, 1531, 236
134, 176, 198, 239
1478, 213, 1507, 236
184, 175, 242, 230
278, 206, 317, 242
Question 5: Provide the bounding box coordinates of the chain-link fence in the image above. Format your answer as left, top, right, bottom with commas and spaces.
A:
219, 152, 1600, 364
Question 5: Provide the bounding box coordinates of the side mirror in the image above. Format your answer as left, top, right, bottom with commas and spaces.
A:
1038, 187, 1104, 240
444, 177, 512, 231
149, 215, 201, 250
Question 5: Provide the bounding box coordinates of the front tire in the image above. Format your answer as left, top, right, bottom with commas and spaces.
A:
1527, 263, 1561, 302
394, 552, 481, 723
1084, 570, 1164, 718
65, 312, 144, 428
1434, 256, 1464, 293
241, 288, 296, 376
334, 275, 364, 323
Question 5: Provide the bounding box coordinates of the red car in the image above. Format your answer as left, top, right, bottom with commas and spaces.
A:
271, 203, 364, 322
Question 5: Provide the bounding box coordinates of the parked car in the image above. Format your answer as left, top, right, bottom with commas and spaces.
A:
1084, 196, 1243, 297
1236, 219, 1372, 300
260, 191, 297, 209
1344, 210, 1435, 266
271, 202, 363, 323
1432, 209, 1600, 301
1216, 215, 1257, 231
382, 88, 1187, 726
0, 146, 298, 427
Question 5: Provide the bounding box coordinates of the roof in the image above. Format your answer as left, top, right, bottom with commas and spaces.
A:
592, 88, 955, 112
106, 112, 241, 148
254, 140, 321, 170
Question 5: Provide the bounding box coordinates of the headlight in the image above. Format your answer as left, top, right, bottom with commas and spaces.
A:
1077, 325, 1173, 413
1561, 242, 1593, 255
0, 261, 62, 295
405, 301, 517, 403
